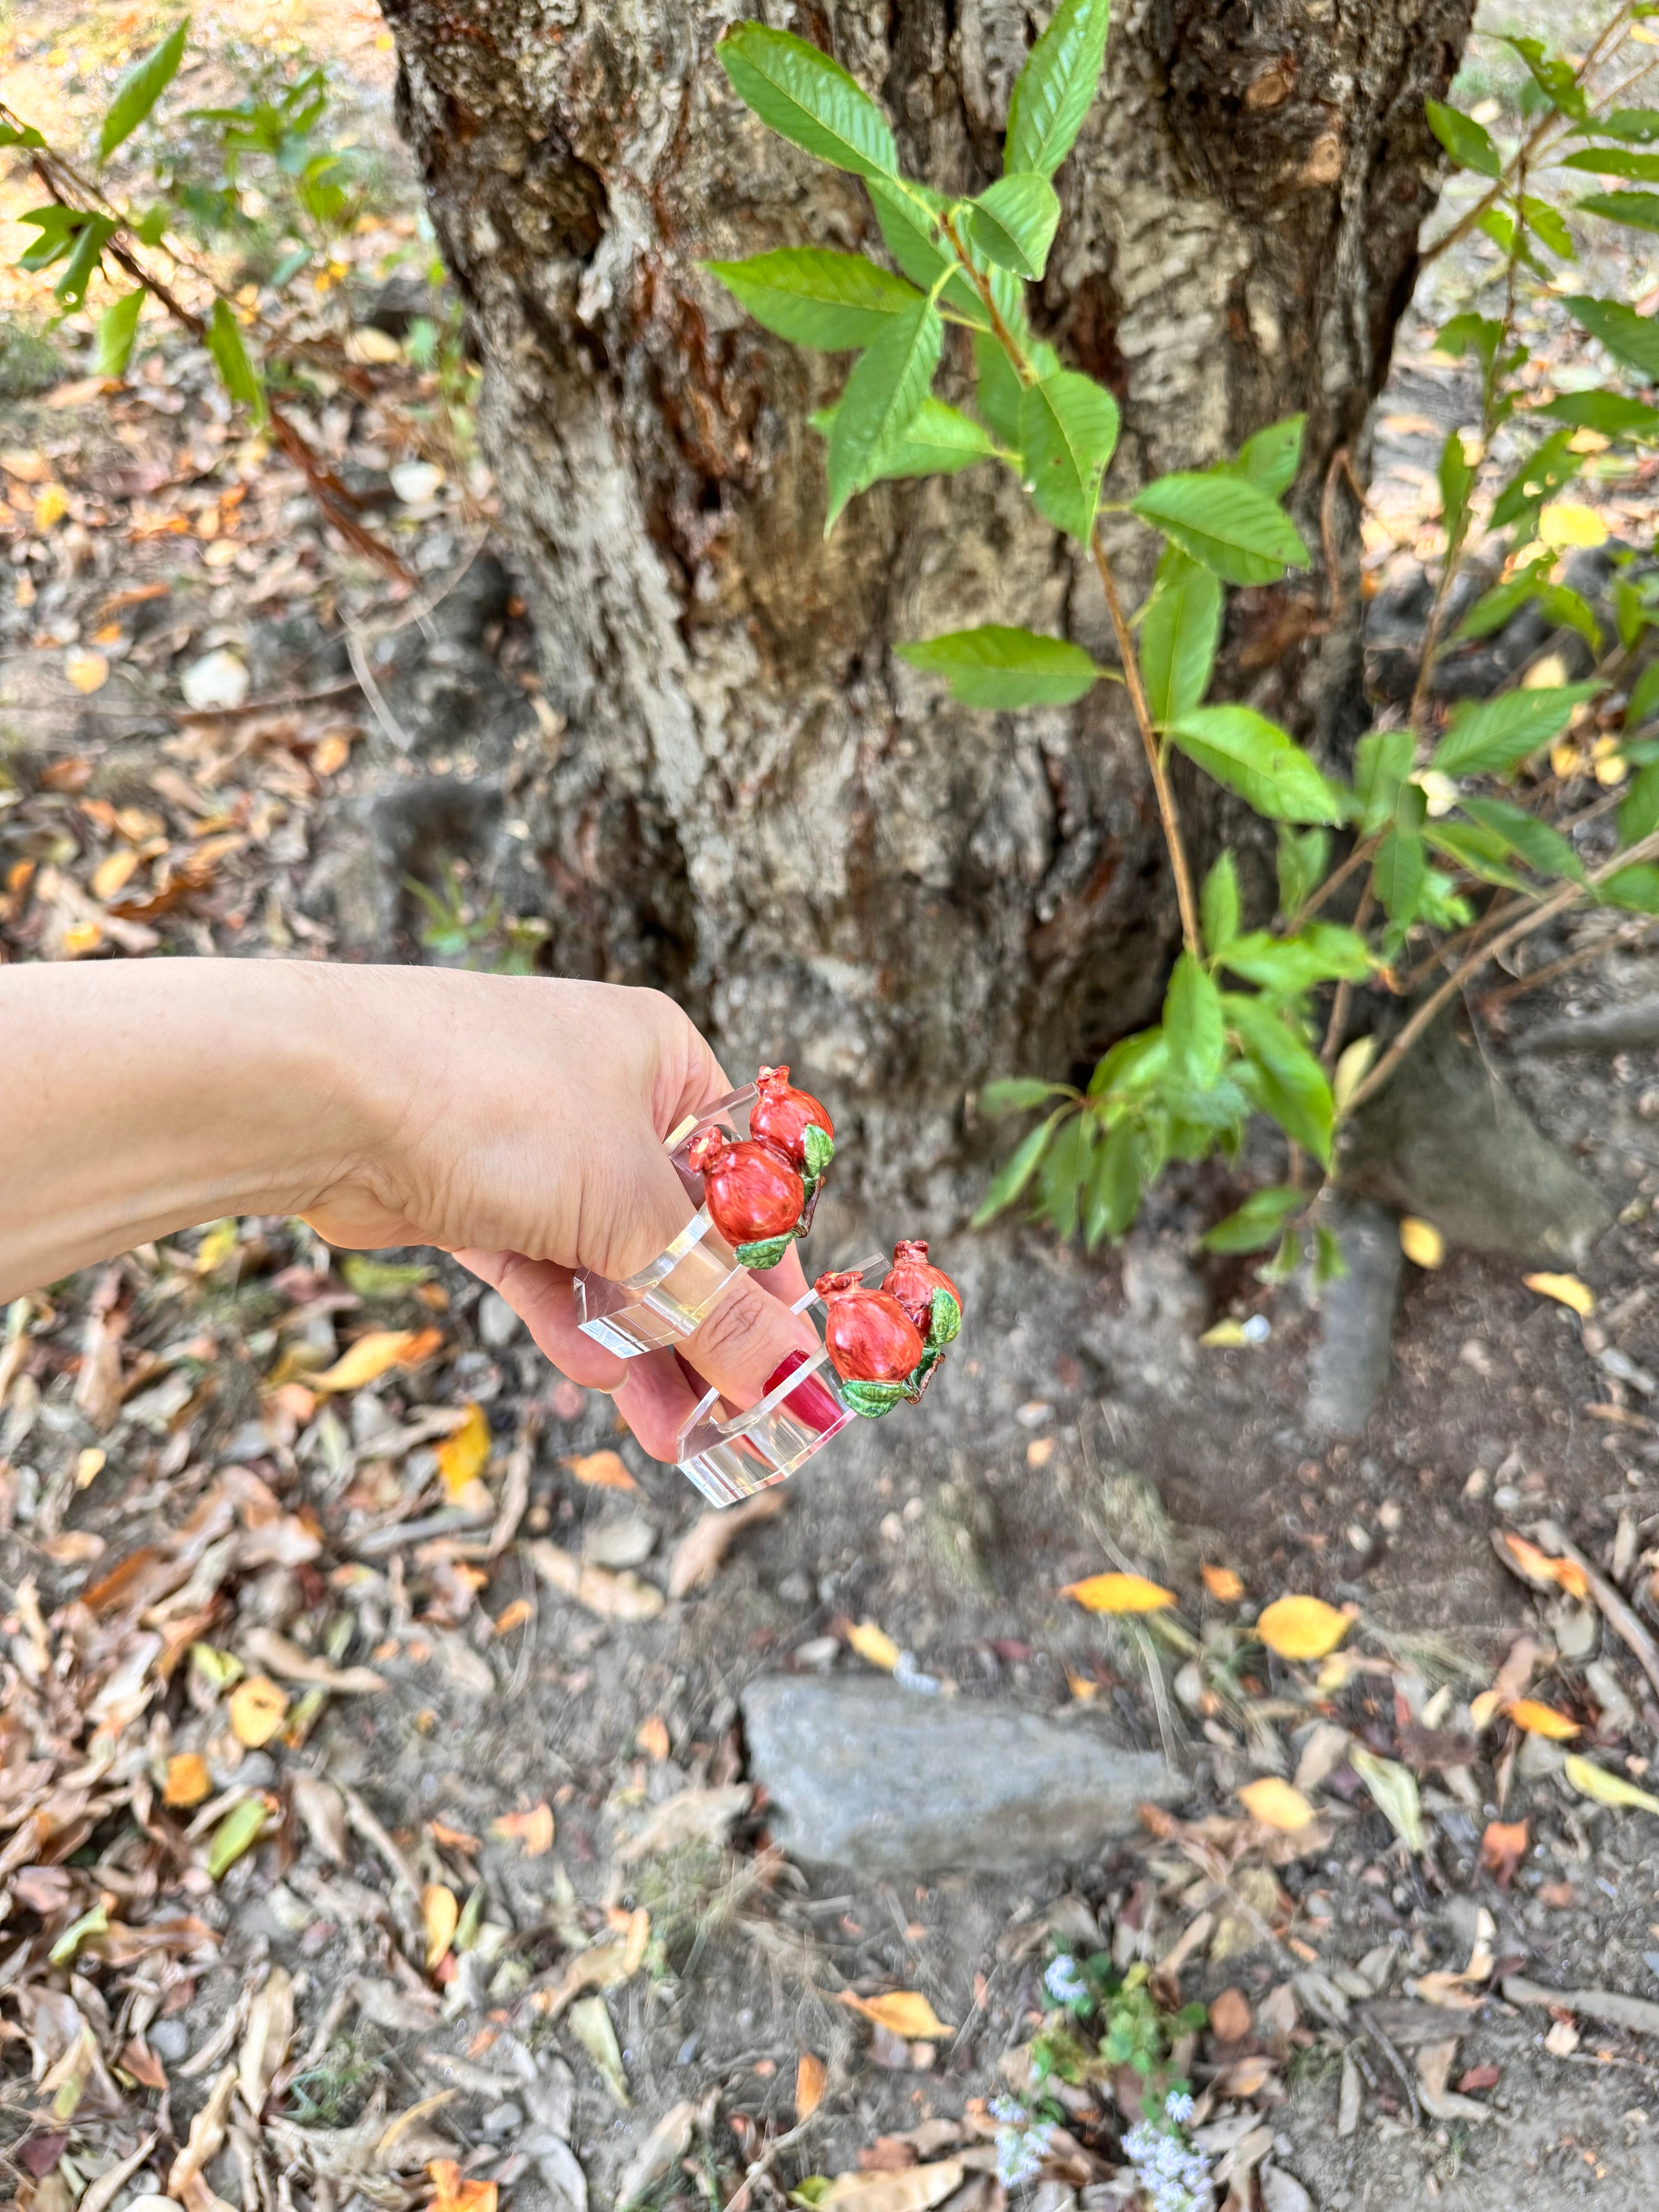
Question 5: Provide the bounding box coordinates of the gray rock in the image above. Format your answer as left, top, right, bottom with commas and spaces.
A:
1307, 1199, 1401, 1438
1522, 998, 1659, 1055
741, 1675, 1182, 1874
1340, 1018, 1611, 1264
149, 2018, 190, 2062
478, 1291, 522, 1350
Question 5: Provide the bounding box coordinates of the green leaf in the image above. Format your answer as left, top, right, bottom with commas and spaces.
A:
1200, 1185, 1303, 1253
49, 1905, 110, 1967
53, 216, 118, 309
1039, 1110, 1094, 1238
0, 119, 47, 150
1532, 389, 1659, 439
1618, 585, 1656, 656
980, 1077, 1077, 1115
705, 247, 921, 348
1200, 852, 1240, 956
100, 18, 188, 160
1005, 0, 1111, 179
972, 329, 1026, 448
1084, 1118, 1144, 1248
1489, 429, 1578, 532
1427, 820, 1527, 890
207, 1795, 271, 1880
1439, 428, 1474, 553
865, 176, 988, 327
1538, 583, 1601, 654
340, 1255, 436, 1297
1088, 1029, 1166, 1098
1461, 795, 1586, 881
1500, 34, 1587, 123
1602, 862, 1659, 912
1163, 951, 1225, 1090
1276, 825, 1329, 920
1231, 414, 1305, 499
1354, 726, 1414, 833
965, 172, 1061, 279
1132, 472, 1310, 585
1437, 311, 1504, 373
1220, 922, 1372, 993
1169, 705, 1342, 823
825, 296, 942, 527
1020, 370, 1120, 541
206, 298, 264, 421
1597, 108, 1659, 143
1619, 761, 1659, 847
1424, 98, 1501, 179
1312, 1224, 1348, 1289
717, 24, 898, 180
840, 1377, 908, 1418
974, 1110, 1065, 1224
1348, 1745, 1424, 1852
1578, 188, 1659, 234
1520, 195, 1575, 261
1456, 572, 1543, 642
895, 623, 1099, 707
95, 286, 146, 378
1140, 547, 1221, 726
1431, 685, 1599, 777
1563, 295, 1659, 382
1561, 146, 1659, 180
1225, 994, 1334, 1164
1628, 662, 1659, 730
813, 395, 996, 479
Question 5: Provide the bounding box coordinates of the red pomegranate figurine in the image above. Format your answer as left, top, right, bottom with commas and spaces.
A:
688, 1127, 804, 1268
814, 1268, 925, 1418
751, 1065, 835, 1173
882, 1238, 962, 1348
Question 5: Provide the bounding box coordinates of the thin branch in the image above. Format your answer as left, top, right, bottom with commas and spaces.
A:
1289, 833, 1379, 930
1475, 920, 1657, 1010
1322, 882, 1374, 1068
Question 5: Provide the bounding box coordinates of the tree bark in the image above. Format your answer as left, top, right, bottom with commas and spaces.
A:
379, 0, 1474, 1196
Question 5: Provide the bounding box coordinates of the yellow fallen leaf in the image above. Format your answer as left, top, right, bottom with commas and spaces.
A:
1564, 1752, 1659, 1814
228, 1675, 289, 1748
493, 1598, 532, 1635
1200, 1318, 1250, 1347
562, 1448, 638, 1492
65, 649, 110, 694
796, 2050, 827, 2121
1257, 1594, 1351, 1662
1333, 1034, 1379, 1113
92, 848, 139, 901
1066, 1670, 1099, 1700
164, 1751, 211, 1808
314, 730, 352, 776
1524, 652, 1570, 692
847, 1618, 902, 1671
435, 1403, 491, 1499
422, 1881, 459, 1972
1238, 1776, 1316, 1831
1202, 1563, 1244, 1603
310, 1329, 421, 1392
74, 1446, 105, 1490
1494, 1530, 1589, 1601
838, 1989, 952, 2038
491, 1803, 555, 1856
1523, 1271, 1595, 1319
637, 1715, 670, 1761
1469, 1689, 1501, 1730
1506, 1698, 1580, 1741
1061, 1572, 1176, 1614
1539, 501, 1607, 550
34, 482, 68, 529
823, 2163, 966, 2212
1399, 1216, 1444, 1268
1, 448, 49, 483
427, 2157, 496, 2212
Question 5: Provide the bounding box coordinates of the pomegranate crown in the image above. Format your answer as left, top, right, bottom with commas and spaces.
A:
756, 1062, 789, 1089
813, 1268, 866, 1299
891, 1237, 930, 1263
687, 1127, 728, 1173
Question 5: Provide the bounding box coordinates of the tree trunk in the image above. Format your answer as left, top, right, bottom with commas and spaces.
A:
379, 0, 1474, 1200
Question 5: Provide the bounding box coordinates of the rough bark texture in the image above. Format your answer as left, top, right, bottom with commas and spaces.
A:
379, 0, 1473, 1201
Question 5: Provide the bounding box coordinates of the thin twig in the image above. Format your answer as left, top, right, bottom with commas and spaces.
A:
346, 628, 415, 752
724, 2113, 825, 2212
1290, 833, 1379, 930
1322, 882, 1374, 1068
1475, 922, 1657, 1011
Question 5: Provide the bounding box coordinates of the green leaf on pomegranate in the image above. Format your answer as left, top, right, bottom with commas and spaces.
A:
736, 1234, 795, 1270
926, 1287, 962, 1349
840, 1377, 908, 1418
801, 1124, 835, 1178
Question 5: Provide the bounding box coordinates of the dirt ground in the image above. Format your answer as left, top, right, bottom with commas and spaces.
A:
9, 7, 1659, 2212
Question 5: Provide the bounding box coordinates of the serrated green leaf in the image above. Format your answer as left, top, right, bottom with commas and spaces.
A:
1427, 820, 1528, 890
1038, 1109, 1094, 1239
1313, 1225, 1348, 1288
1532, 389, 1659, 439
1578, 187, 1659, 233
980, 1077, 1077, 1115
1020, 370, 1119, 541
825, 296, 941, 527
1140, 546, 1221, 726
1425, 98, 1502, 179
1456, 572, 1544, 642
1601, 862, 1659, 912
1596, 108, 1659, 143
718, 23, 897, 179
1355, 726, 1415, 833
864, 176, 988, 326
1489, 429, 1578, 532
1200, 1185, 1303, 1252
1163, 950, 1224, 1090
1373, 781, 1428, 922
1005, 0, 1111, 179
1231, 415, 1305, 498
895, 623, 1099, 707
94, 286, 146, 378
1088, 1029, 1166, 1098
974, 1109, 1066, 1224
973, 328, 1025, 448
965, 172, 1061, 279
54, 215, 118, 309
1561, 146, 1659, 180
1500, 34, 1587, 124
1084, 1117, 1144, 1249
1439, 427, 1474, 553
101, 18, 188, 160
1628, 663, 1659, 730
814, 395, 997, 479
1520, 194, 1575, 261
1462, 794, 1586, 881
1221, 923, 1372, 993
1437, 311, 1504, 371
0, 119, 47, 150
1225, 994, 1334, 1164
1276, 825, 1329, 920
1432, 685, 1599, 777
1132, 472, 1310, 585
1170, 706, 1342, 823
1619, 761, 1659, 846
1200, 852, 1240, 957
1563, 295, 1659, 382
705, 247, 922, 348
206, 298, 264, 421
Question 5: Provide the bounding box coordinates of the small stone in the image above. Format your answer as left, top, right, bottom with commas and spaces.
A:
180, 647, 250, 711
1463, 1467, 1489, 1499
1308, 1198, 1402, 1437
149, 2018, 189, 2061
478, 1292, 521, 1349
582, 1511, 655, 1569
1377, 1498, 1402, 1532
790, 1635, 840, 1672
1492, 1484, 1522, 1512
550, 1379, 586, 1420
481, 2102, 524, 2139
777, 1570, 812, 1606
391, 460, 444, 503
1016, 1399, 1053, 1428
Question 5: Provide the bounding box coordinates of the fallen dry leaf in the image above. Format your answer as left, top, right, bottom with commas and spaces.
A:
616, 1783, 751, 1864
1564, 1752, 1659, 1814
92, 851, 138, 901
1061, 1571, 1175, 1614
427, 2158, 497, 2212
493, 1598, 533, 1635
562, 1448, 637, 1492
838, 1990, 952, 2038
490, 1803, 554, 1856
240, 1627, 385, 1693
796, 2051, 827, 2121
613, 2100, 697, 2209
164, 1753, 211, 1809
1209, 1987, 1251, 2043
1492, 1531, 1589, 1601
527, 1540, 664, 1622
422, 1884, 459, 1973
1523, 1271, 1595, 1319
1480, 1818, 1528, 1888
1506, 1698, 1580, 1741
667, 1487, 787, 1597
1256, 1594, 1351, 1661
228, 1676, 289, 1748
847, 1618, 902, 1671
1201, 1563, 1244, 1603
1238, 1777, 1316, 1831
1415, 2039, 1493, 2122
637, 1716, 671, 1761
435, 1403, 491, 1499
34, 482, 68, 529
65, 649, 110, 695
1399, 1216, 1445, 1268
238, 1966, 294, 2116
822, 2164, 965, 2212
310, 1330, 423, 1393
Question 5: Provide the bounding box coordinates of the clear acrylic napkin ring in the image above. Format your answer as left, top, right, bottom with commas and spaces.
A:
675, 1252, 884, 1507
572, 1084, 759, 1359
